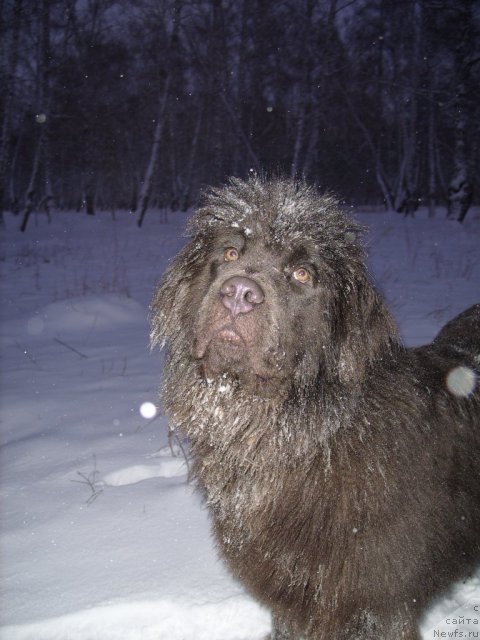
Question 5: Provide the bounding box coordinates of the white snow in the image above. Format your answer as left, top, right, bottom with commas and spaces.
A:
0, 205, 479, 639
103, 461, 187, 486
139, 402, 157, 419
446, 366, 477, 398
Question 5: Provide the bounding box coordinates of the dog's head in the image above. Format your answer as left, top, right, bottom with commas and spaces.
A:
152, 177, 399, 397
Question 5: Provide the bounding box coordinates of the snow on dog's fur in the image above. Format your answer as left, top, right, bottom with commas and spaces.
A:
152, 177, 480, 639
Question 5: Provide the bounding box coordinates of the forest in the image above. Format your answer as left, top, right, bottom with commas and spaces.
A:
0, 0, 479, 229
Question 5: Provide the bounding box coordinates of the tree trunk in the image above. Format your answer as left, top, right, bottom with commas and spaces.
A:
0, 0, 22, 224
339, 81, 394, 210
180, 102, 203, 210
394, 0, 421, 216
136, 0, 182, 227
447, 96, 472, 222
427, 92, 436, 218
136, 74, 171, 228
290, 0, 313, 178
20, 0, 51, 232
20, 137, 43, 232
447, 1, 474, 222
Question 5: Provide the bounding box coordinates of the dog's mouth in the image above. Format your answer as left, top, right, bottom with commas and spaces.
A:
194, 323, 246, 359
215, 326, 244, 346
193, 320, 282, 387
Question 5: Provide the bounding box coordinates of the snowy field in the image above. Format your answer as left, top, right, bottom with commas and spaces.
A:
1, 204, 479, 640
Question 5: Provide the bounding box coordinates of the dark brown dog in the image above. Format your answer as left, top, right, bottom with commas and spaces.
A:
151, 177, 480, 639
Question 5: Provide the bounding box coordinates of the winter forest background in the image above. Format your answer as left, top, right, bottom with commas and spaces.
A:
0, 0, 479, 230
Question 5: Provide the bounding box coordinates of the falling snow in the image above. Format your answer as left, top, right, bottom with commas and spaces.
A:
140, 401, 157, 419
446, 366, 477, 398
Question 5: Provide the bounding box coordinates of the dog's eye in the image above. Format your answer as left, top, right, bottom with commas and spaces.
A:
224, 247, 239, 262
293, 267, 312, 283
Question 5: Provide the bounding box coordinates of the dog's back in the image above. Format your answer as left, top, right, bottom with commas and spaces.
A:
411, 303, 480, 592
431, 303, 480, 367
414, 303, 480, 400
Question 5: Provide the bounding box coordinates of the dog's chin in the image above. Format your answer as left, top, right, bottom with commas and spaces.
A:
199, 335, 285, 398
203, 334, 247, 375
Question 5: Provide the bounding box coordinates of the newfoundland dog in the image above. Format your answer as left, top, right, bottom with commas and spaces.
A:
151, 177, 480, 639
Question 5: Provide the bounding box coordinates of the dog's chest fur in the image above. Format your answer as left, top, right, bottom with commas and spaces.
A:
195, 429, 323, 608
186, 392, 378, 613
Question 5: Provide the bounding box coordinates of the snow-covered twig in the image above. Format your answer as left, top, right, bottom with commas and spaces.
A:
72, 456, 104, 505
54, 337, 88, 359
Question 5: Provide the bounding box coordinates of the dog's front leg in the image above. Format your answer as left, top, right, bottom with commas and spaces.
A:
264, 612, 299, 640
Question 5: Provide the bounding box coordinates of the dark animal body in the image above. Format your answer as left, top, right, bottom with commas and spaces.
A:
151, 177, 480, 639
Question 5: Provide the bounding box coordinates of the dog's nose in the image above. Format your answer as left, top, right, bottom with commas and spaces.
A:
220, 276, 264, 317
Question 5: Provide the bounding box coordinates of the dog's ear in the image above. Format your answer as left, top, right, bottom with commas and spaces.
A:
336, 272, 400, 386
150, 245, 193, 349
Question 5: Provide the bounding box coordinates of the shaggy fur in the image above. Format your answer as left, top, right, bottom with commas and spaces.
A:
151, 177, 480, 640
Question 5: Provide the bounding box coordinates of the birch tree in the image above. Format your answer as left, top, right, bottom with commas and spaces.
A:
136, 0, 182, 227
446, 0, 476, 222
20, 0, 51, 232
392, 0, 422, 215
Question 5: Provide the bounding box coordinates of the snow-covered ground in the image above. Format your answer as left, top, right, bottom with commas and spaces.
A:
0, 205, 479, 640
